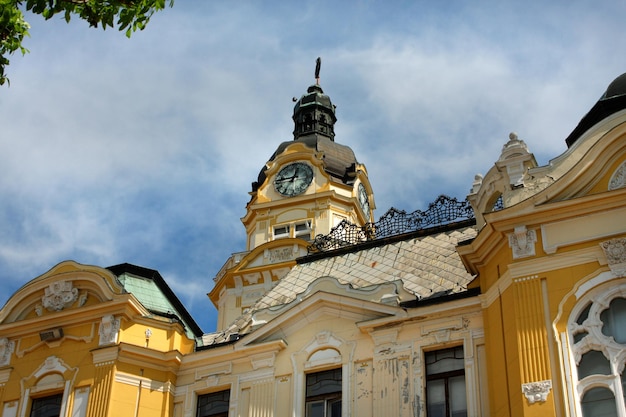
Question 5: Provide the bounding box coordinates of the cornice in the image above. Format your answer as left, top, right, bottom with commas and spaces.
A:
117, 342, 183, 371
179, 339, 287, 371
356, 296, 481, 333
460, 188, 626, 274
507, 246, 606, 279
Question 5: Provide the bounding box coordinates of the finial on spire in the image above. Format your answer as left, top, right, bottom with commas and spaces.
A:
315, 57, 321, 85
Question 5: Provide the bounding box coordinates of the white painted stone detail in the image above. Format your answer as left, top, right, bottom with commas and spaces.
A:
98, 315, 120, 346
522, 380, 552, 404
499, 132, 531, 187
0, 338, 14, 366
508, 226, 537, 259
608, 161, 626, 190
600, 238, 626, 277
269, 247, 294, 262
42, 281, 78, 311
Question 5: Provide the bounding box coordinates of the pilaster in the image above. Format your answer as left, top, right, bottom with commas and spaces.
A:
86, 347, 118, 417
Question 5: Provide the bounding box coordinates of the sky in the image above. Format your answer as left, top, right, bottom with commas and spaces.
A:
1, 1, 625, 333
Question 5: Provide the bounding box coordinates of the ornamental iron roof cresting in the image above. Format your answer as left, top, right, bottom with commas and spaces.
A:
307, 195, 475, 253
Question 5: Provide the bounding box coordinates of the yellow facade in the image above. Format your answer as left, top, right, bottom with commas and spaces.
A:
2, 72, 626, 417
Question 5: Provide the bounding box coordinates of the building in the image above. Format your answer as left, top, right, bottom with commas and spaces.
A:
0, 69, 625, 417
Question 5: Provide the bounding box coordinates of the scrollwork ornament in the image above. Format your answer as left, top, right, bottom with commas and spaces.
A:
508, 226, 537, 259
608, 161, 626, 190
522, 380, 552, 404
0, 337, 15, 367
42, 281, 78, 311
99, 315, 120, 346
600, 238, 626, 277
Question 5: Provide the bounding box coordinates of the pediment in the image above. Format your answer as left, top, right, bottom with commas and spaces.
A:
238, 278, 406, 347
234, 239, 309, 272
0, 260, 124, 324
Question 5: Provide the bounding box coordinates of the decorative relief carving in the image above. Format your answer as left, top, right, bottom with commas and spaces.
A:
42, 281, 78, 311
250, 353, 275, 370
315, 331, 331, 345
522, 380, 552, 404
269, 247, 294, 262
0, 337, 15, 367
34, 355, 69, 378
508, 226, 537, 259
600, 238, 626, 277
78, 292, 88, 307
608, 161, 626, 190
98, 315, 120, 346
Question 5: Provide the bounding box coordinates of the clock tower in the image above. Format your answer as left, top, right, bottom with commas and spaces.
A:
209, 61, 375, 330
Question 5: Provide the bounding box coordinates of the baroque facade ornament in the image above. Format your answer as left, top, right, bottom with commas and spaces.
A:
508, 226, 537, 259
522, 380, 552, 404
0, 337, 14, 367
608, 161, 626, 190
42, 281, 78, 311
98, 315, 120, 346
600, 238, 626, 277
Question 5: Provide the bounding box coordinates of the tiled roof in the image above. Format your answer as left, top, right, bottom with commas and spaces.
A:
107, 263, 203, 338
201, 226, 476, 346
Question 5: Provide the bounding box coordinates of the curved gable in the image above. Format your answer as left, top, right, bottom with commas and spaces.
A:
533, 112, 626, 204
0, 260, 124, 324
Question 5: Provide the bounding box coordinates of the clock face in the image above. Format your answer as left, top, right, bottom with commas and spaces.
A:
274, 162, 314, 197
358, 183, 371, 221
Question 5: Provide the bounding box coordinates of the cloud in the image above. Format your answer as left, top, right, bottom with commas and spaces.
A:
0, 1, 625, 332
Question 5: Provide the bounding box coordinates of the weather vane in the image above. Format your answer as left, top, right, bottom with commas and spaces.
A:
315, 57, 321, 85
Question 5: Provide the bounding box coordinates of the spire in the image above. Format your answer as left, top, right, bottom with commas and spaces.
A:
292, 57, 337, 141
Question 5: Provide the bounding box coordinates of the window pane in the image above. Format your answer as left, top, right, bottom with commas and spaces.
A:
30, 394, 63, 417
581, 387, 617, 417
573, 331, 588, 344
600, 297, 626, 344
578, 350, 611, 380
306, 401, 325, 417
426, 346, 464, 375
306, 368, 342, 397
426, 379, 445, 417
329, 399, 341, 417
197, 390, 230, 417
576, 303, 591, 325
622, 370, 626, 404
449, 375, 468, 417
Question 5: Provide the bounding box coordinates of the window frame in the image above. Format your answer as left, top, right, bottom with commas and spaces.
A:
195, 389, 231, 417
29, 392, 64, 417
305, 368, 342, 417
566, 278, 626, 417
424, 345, 468, 417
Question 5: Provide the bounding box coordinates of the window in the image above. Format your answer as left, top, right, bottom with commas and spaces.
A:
273, 220, 312, 240
274, 225, 290, 239
196, 390, 230, 417
570, 286, 626, 416
425, 346, 467, 417
30, 393, 63, 417
306, 368, 341, 417
295, 221, 312, 239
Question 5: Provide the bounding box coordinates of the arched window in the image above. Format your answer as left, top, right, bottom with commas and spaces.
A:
581, 387, 617, 417
568, 280, 626, 416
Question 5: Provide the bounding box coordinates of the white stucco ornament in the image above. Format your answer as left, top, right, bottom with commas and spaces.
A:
608, 161, 626, 190
98, 315, 120, 346
508, 226, 537, 259
600, 238, 626, 277
0, 337, 15, 367
42, 281, 79, 311
522, 380, 552, 404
